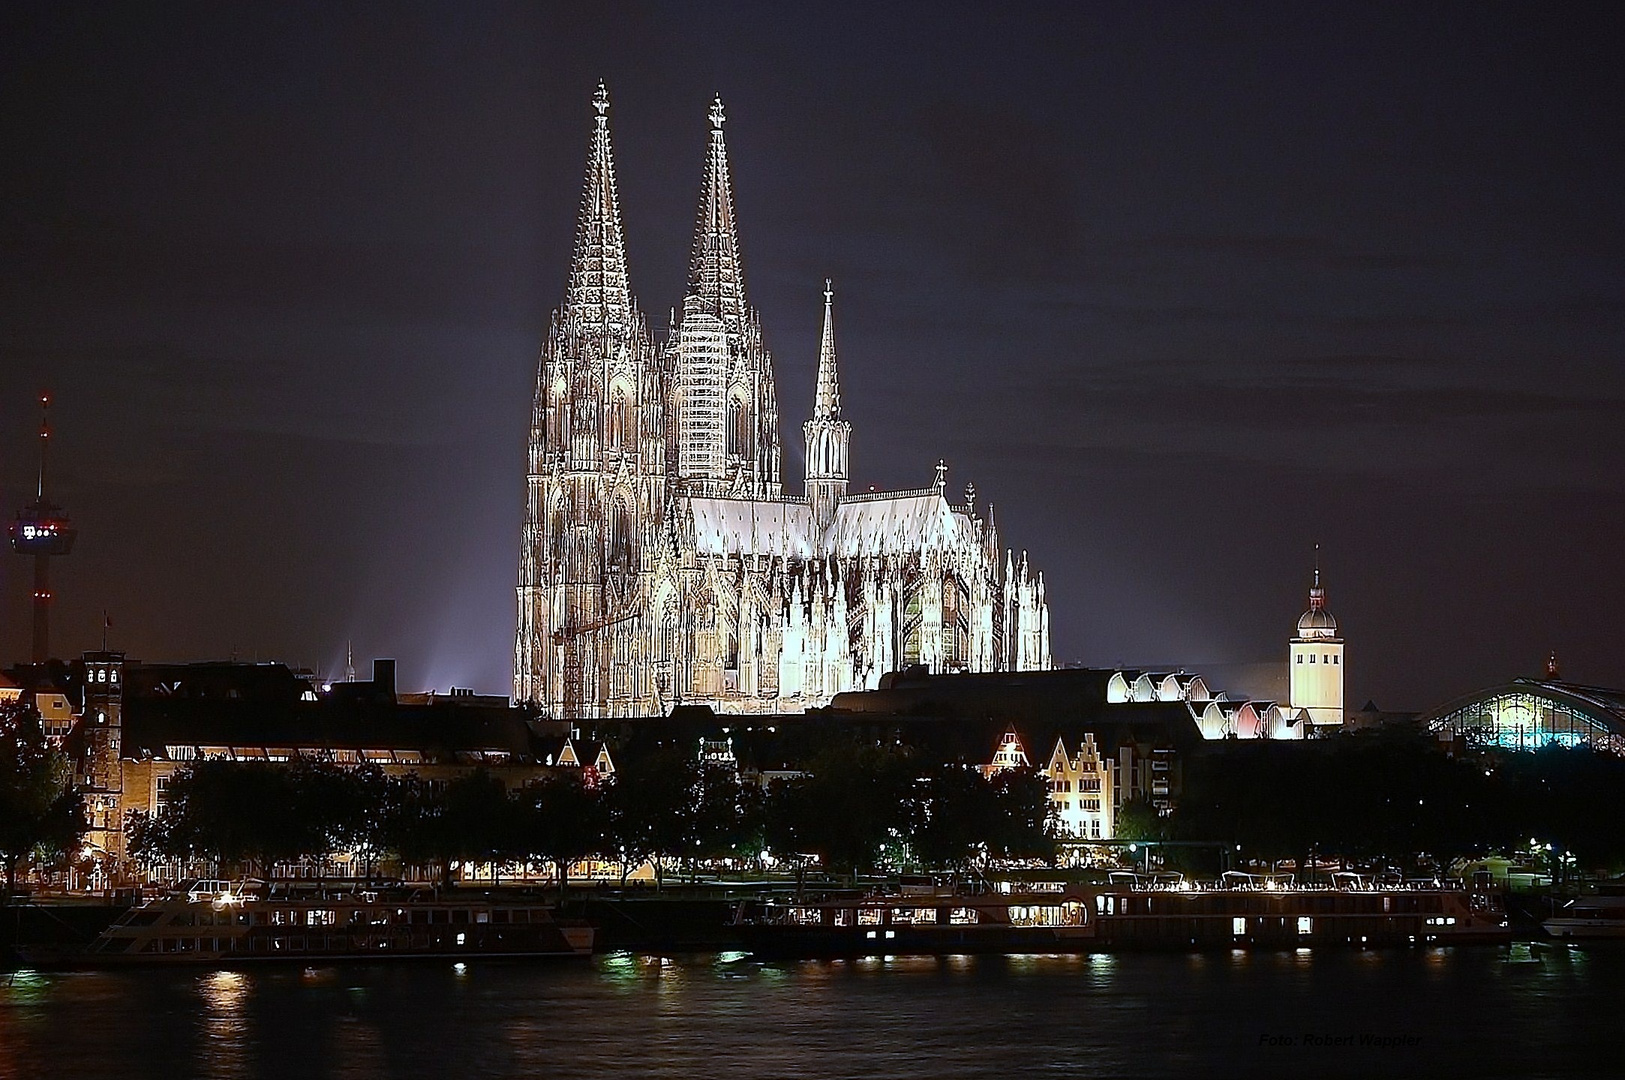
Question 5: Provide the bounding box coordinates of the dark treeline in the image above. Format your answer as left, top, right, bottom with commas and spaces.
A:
1167, 727, 1625, 874
131, 739, 1054, 888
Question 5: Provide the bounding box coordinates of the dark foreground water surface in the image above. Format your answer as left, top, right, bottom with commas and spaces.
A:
1, 946, 1616, 1079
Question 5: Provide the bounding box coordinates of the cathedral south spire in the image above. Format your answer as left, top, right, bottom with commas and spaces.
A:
804, 280, 851, 531
669, 93, 781, 497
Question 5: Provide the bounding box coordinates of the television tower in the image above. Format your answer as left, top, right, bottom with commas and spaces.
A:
9, 395, 78, 662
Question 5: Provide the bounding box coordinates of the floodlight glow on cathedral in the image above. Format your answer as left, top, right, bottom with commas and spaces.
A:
514, 84, 1051, 718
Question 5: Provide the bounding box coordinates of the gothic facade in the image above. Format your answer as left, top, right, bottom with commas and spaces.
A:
515, 85, 1051, 718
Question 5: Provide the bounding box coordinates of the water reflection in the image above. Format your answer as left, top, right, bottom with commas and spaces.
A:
2, 949, 1621, 1078
196, 969, 252, 1080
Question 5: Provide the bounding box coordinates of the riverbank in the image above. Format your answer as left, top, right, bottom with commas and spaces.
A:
0, 882, 1564, 965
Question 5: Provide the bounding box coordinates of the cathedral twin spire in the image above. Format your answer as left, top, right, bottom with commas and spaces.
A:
563, 84, 851, 501
689, 95, 748, 326
565, 81, 635, 329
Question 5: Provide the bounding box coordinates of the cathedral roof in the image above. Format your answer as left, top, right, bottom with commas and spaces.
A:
828, 493, 976, 557
685, 490, 979, 560
690, 497, 817, 559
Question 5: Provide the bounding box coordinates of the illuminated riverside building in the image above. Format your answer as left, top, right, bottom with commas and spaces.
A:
514, 85, 1050, 719
982, 726, 1117, 839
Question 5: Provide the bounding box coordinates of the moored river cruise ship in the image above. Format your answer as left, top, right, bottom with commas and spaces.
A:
28, 880, 594, 967
734, 875, 1510, 957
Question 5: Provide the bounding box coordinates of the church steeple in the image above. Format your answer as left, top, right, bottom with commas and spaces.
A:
688, 94, 746, 325
565, 81, 634, 327
812, 279, 841, 421
669, 93, 781, 497
804, 280, 851, 531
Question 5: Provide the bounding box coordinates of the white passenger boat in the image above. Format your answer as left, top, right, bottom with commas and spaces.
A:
24, 880, 594, 967
1543, 894, 1625, 939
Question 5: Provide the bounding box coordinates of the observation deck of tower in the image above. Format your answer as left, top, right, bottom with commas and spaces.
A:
9, 394, 77, 662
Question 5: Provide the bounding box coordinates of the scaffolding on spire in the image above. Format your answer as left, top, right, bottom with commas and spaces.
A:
688, 93, 746, 324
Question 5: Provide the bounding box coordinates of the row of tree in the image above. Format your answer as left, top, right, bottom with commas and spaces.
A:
131, 739, 1056, 891
1157, 727, 1625, 873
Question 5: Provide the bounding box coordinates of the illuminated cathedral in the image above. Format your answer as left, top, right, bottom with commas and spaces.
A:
515, 85, 1051, 718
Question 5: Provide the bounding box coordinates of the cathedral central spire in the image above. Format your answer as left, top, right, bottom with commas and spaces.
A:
688, 93, 746, 324
565, 81, 633, 327
804, 280, 852, 531
813, 279, 841, 421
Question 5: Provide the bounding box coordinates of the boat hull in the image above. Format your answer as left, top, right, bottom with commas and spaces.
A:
737, 923, 1095, 958
1542, 919, 1625, 940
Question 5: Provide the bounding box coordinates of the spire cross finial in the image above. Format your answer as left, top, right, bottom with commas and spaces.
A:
1313, 542, 1321, 587
823, 278, 833, 305
708, 94, 725, 131
593, 80, 610, 117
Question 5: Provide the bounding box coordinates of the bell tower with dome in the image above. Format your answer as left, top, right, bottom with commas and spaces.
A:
1289, 547, 1344, 728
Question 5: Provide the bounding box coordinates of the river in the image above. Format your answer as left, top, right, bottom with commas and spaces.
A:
0, 946, 1613, 1078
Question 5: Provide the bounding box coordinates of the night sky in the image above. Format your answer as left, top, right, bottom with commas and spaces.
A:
3, 2, 1622, 711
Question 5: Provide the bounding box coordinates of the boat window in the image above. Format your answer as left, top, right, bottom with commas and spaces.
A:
787, 908, 822, 926
890, 908, 938, 925
431, 909, 449, 924
475, 911, 490, 924
452, 910, 469, 924
511, 910, 529, 924
831, 909, 852, 927
948, 908, 979, 925
857, 908, 883, 926
1008, 905, 1072, 927
493, 910, 509, 924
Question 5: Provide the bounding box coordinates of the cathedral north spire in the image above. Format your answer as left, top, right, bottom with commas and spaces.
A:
565, 80, 634, 327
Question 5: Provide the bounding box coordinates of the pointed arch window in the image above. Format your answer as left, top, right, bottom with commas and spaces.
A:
607, 382, 636, 453
726, 393, 750, 462
609, 498, 636, 577
549, 380, 568, 451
